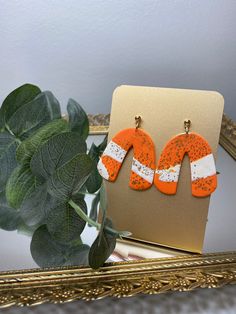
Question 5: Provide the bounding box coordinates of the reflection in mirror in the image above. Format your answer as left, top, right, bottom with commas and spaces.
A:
0, 133, 235, 271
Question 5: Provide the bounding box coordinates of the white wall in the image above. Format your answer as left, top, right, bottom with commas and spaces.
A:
0, 0, 235, 120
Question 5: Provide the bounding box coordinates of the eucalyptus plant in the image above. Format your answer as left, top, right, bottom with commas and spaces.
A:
0, 84, 129, 269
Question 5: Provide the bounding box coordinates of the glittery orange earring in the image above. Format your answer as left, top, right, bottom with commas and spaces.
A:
97, 116, 156, 190
154, 120, 217, 197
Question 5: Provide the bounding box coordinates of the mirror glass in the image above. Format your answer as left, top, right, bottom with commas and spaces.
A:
0, 133, 235, 271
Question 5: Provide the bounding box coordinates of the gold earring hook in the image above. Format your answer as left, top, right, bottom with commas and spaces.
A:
135, 115, 142, 129
184, 119, 191, 134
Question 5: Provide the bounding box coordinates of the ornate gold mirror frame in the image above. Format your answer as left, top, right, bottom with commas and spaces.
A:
0, 114, 235, 308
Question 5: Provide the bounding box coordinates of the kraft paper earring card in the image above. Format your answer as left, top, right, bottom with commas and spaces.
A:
105, 85, 224, 253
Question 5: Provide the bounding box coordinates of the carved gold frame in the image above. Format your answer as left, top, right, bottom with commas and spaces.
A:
0, 252, 236, 307
0, 113, 235, 308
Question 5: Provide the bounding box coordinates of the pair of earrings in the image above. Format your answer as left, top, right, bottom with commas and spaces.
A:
97, 116, 217, 198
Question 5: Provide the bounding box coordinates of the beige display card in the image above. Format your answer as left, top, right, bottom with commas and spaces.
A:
106, 85, 224, 253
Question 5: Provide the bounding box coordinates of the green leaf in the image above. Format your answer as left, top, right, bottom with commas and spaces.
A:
99, 183, 107, 213
0, 84, 41, 128
89, 218, 117, 269
63, 244, 90, 266
6, 91, 61, 139
88, 192, 100, 227
89, 142, 100, 157
0, 192, 21, 231
46, 198, 87, 244
17, 220, 42, 237
31, 225, 68, 267
67, 99, 89, 140
48, 154, 94, 201
16, 119, 68, 164
84, 136, 107, 193
86, 169, 102, 194
6, 165, 39, 208
20, 184, 54, 226
85, 143, 102, 193
30, 132, 87, 181
31, 225, 90, 267
0, 205, 21, 231
97, 134, 108, 154
98, 184, 107, 242
0, 132, 18, 192
69, 236, 83, 247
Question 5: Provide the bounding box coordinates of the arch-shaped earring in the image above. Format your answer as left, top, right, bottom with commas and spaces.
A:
97, 116, 156, 190
154, 119, 217, 197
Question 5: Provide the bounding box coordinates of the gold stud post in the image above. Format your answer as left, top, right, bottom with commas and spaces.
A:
135, 115, 142, 129
184, 119, 191, 134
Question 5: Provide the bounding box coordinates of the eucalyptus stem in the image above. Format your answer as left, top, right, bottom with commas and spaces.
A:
69, 199, 100, 229
69, 199, 120, 236
77, 191, 98, 196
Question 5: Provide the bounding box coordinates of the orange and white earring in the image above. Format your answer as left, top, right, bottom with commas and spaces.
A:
154, 119, 217, 197
97, 116, 156, 190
